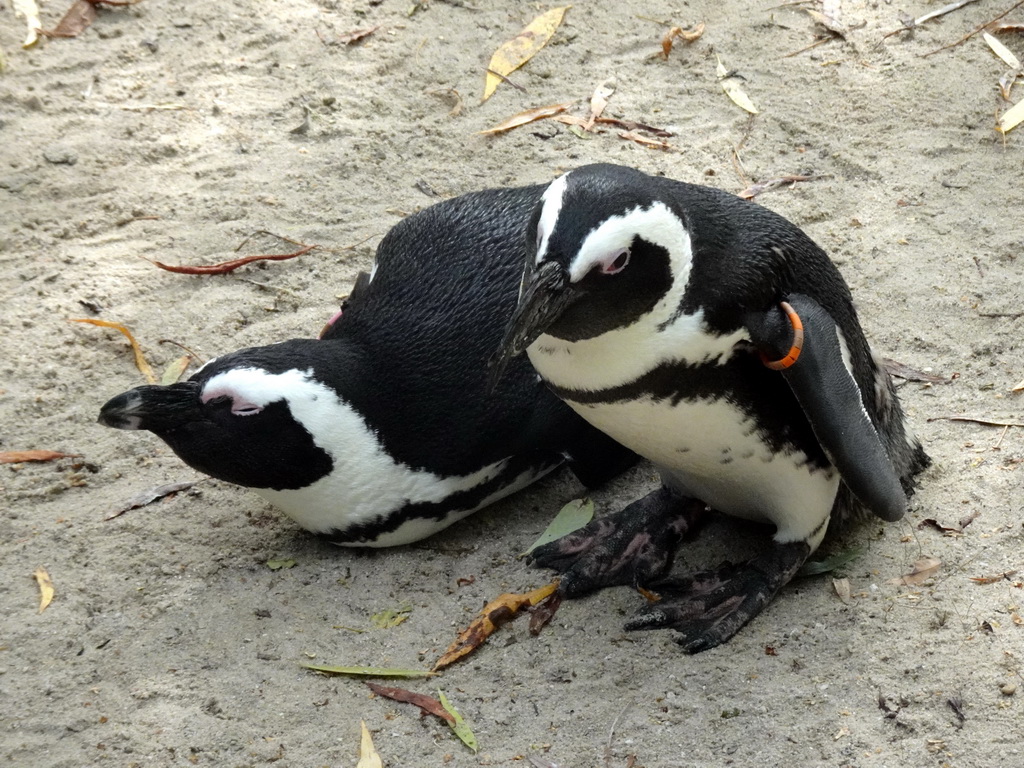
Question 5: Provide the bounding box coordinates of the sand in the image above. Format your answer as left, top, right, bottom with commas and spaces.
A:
2, 1, 1022, 766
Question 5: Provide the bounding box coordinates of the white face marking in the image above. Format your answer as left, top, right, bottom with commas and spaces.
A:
565, 397, 838, 551
535, 173, 569, 264
201, 368, 552, 544
527, 203, 747, 391
369, 260, 379, 283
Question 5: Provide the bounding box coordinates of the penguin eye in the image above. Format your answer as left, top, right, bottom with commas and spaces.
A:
600, 249, 630, 275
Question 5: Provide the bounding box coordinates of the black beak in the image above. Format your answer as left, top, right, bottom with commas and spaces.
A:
98, 381, 202, 432
488, 260, 575, 392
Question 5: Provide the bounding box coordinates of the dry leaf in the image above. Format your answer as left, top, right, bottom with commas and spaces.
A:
882, 358, 947, 383
302, 663, 435, 678
659, 23, 705, 59
889, 556, 941, 586
433, 581, 558, 671
356, 721, 383, 768
583, 79, 615, 130
106, 481, 197, 520
338, 26, 381, 45
0, 450, 80, 464
737, 174, 816, 200
832, 577, 852, 604
716, 56, 759, 114
34, 567, 54, 613
483, 7, 569, 101
997, 98, 1024, 134
984, 32, 1022, 69
40, 0, 98, 39
970, 569, 1019, 584
160, 355, 193, 385
528, 589, 562, 635
14, 0, 42, 48
69, 318, 156, 383
1013, 378, 1024, 392
618, 130, 675, 150
478, 101, 575, 135
366, 682, 455, 723
144, 243, 316, 275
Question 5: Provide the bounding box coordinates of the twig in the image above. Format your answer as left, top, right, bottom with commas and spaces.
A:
928, 415, 1024, 428
881, 0, 982, 40
604, 698, 634, 768
485, 68, 528, 94
922, 0, 1024, 57
158, 339, 206, 364
978, 310, 1024, 319
784, 36, 833, 58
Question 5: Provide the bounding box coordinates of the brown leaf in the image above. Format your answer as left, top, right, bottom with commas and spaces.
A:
105, 481, 197, 520
528, 589, 562, 635
365, 682, 455, 723
918, 518, 961, 534
69, 318, 156, 383
338, 25, 380, 45
618, 130, 675, 151
659, 23, 705, 59
970, 569, 1019, 584
883, 358, 947, 383
478, 101, 576, 135
40, 0, 142, 39
144, 243, 317, 275
737, 174, 817, 200
595, 117, 674, 137
433, 581, 558, 671
0, 450, 80, 464
889, 556, 941, 586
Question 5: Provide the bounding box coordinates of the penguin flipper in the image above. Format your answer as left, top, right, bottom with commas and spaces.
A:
744, 294, 906, 522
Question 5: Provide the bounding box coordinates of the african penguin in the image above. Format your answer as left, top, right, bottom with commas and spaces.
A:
492, 163, 929, 652
99, 185, 636, 547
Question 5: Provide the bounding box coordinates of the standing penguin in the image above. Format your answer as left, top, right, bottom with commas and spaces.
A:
99, 185, 635, 547
492, 163, 929, 652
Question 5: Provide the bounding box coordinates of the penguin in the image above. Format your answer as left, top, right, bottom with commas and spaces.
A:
98, 184, 636, 547
491, 163, 929, 652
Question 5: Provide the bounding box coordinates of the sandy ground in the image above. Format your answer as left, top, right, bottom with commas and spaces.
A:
2, 1, 1023, 766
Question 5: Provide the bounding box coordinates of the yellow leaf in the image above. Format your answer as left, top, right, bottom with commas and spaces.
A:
716, 55, 759, 115
483, 6, 570, 101
438, 690, 479, 753
984, 32, 1021, 71
160, 355, 192, 385
14, 0, 42, 48
69, 318, 157, 383
34, 567, 54, 613
356, 721, 383, 768
997, 98, 1024, 134
478, 101, 575, 135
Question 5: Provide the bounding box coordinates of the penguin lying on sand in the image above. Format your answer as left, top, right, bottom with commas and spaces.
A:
99, 185, 635, 546
492, 163, 929, 652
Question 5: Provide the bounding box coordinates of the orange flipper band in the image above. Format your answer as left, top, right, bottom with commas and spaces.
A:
760, 301, 804, 370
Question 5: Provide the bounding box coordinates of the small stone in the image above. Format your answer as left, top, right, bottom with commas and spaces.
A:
1000, 682, 1017, 696
43, 146, 78, 165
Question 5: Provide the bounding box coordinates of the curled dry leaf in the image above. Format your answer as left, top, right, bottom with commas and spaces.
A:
432, 580, 558, 671
619, 130, 675, 150
338, 25, 381, 45
882, 358, 947, 383
478, 101, 576, 135
105, 480, 197, 520
659, 23, 705, 59
14, 0, 42, 48
356, 721, 383, 768
528, 589, 562, 635
737, 174, 817, 200
69, 318, 156, 383
832, 577, 852, 604
716, 56, 759, 114
365, 682, 455, 723
1012, 378, 1024, 392
34, 567, 55, 613
889, 556, 941, 586
583, 79, 615, 131
1, 450, 81, 464
483, 6, 569, 101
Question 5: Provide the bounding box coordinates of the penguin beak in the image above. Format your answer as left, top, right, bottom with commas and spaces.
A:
489, 260, 573, 391
98, 381, 202, 432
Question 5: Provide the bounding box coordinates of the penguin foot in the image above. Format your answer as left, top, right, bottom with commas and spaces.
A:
529, 486, 708, 598
625, 540, 811, 653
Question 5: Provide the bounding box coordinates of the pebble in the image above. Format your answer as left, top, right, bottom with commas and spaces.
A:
43, 145, 78, 165
1000, 682, 1017, 696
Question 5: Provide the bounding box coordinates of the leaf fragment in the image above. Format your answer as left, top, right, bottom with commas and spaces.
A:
40, 0, 98, 39
433, 581, 558, 670
583, 79, 615, 130
525, 498, 594, 555
34, 567, 54, 613
619, 130, 675, 150
528, 589, 562, 635
266, 558, 297, 570
301, 663, 435, 678
737, 174, 817, 200
371, 605, 411, 629
366, 682, 455, 723
658, 23, 705, 59
69, 318, 156, 383
716, 56, 758, 114
0, 450, 80, 464
984, 31, 1021, 69
997, 98, 1024, 134
160, 355, 193, 385
832, 577, 852, 604
338, 26, 381, 45
882, 358, 948, 383
969, 569, 1019, 584
356, 721, 383, 768
105, 481, 196, 520
483, 6, 569, 101
798, 546, 863, 576
889, 556, 941, 586
438, 690, 478, 753
478, 101, 575, 135
14, 0, 42, 48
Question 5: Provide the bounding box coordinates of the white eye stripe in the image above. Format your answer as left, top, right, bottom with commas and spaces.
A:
536, 173, 570, 262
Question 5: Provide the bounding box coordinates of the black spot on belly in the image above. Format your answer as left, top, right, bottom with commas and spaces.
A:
721, 456, 734, 465
677, 446, 692, 454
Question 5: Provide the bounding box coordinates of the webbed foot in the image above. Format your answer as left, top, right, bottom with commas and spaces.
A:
625, 540, 811, 653
529, 486, 708, 598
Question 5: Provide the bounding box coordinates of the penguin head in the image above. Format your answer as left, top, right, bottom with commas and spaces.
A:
98, 341, 335, 490
494, 164, 695, 367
